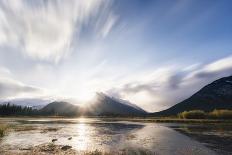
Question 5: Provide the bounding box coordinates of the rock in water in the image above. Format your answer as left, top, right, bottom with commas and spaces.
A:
61, 145, 72, 151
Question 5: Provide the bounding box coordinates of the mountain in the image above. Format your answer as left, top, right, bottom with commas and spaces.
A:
85, 93, 147, 116
40, 101, 80, 116
39, 93, 147, 116
153, 76, 232, 116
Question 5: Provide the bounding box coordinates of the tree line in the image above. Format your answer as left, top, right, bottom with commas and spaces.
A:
0, 103, 39, 116
0, 103, 77, 116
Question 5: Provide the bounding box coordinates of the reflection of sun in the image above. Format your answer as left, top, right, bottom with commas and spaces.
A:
78, 117, 86, 123
75, 122, 90, 151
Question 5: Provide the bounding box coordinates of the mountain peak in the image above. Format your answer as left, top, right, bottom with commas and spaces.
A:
83, 92, 147, 116
95, 92, 147, 113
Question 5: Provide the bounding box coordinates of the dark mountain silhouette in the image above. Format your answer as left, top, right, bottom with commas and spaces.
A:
153, 75, 232, 116
85, 93, 147, 116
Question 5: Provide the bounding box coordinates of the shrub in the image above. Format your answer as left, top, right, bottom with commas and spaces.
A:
178, 110, 206, 119
209, 109, 232, 119
178, 109, 232, 119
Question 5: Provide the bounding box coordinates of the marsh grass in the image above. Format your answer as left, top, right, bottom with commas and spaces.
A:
40, 127, 61, 133
13, 125, 37, 132
83, 150, 110, 155
13, 143, 154, 155
208, 109, 232, 119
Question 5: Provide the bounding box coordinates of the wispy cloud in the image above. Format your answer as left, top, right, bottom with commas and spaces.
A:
100, 14, 118, 38
0, 0, 116, 63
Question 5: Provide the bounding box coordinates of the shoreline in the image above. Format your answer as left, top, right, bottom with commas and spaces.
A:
1, 116, 232, 124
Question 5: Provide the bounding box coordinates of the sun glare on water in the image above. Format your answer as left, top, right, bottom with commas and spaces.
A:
75, 122, 90, 151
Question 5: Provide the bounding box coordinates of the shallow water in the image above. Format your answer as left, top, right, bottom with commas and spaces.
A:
0, 118, 231, 155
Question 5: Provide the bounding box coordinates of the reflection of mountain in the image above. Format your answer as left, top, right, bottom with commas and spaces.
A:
153, 76, 232, 116
40, 93, 147, 116
95, 122, 144, 134
171, 124, 232, 154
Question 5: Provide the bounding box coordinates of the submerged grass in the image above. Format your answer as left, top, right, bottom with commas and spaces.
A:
6, 143, 155, 155
13, 125, 37, 132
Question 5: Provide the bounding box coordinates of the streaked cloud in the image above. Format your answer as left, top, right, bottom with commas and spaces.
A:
100, 14, 118, 38
0, 0, 116, 62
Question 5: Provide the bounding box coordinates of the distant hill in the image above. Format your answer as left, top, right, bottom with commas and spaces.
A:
40, 101, 80, 116
85, 93, 147, 116
153, 76, 232, 116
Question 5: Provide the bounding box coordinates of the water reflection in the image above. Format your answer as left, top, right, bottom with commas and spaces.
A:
0, 118, 229, 154
170, 123, 232, 154
75, 123, 89, 150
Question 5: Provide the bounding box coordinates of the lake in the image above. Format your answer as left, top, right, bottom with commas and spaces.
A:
0, 118, 231, 155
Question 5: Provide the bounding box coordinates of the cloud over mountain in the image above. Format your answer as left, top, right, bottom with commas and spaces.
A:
108, 56, 232, 112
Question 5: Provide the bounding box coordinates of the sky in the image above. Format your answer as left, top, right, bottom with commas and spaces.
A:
0, 0, 232, 112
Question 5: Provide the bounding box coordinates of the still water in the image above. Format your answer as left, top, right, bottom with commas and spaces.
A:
0, 118, 231, 155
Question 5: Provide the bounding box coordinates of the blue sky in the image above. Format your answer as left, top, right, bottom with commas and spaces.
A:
0, 0, 232, 112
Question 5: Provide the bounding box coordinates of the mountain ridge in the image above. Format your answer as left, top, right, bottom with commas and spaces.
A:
40, 93, 147, 116
2, 75, 232, 117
